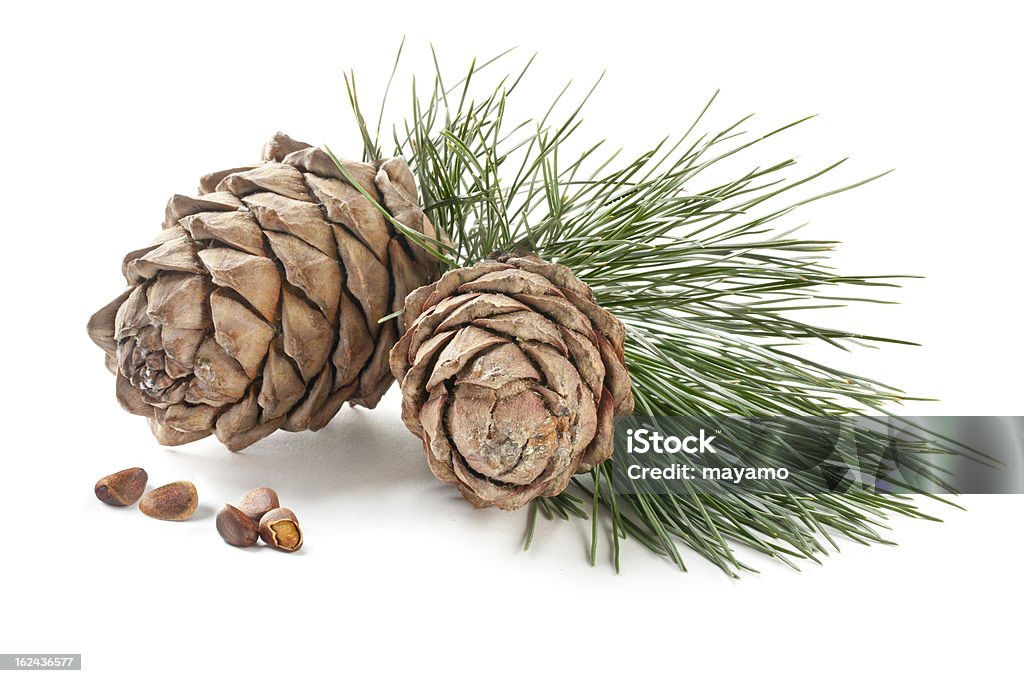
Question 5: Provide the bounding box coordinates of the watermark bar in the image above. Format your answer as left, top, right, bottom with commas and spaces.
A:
609, 416, 1024, 495
0, 655, 81, 670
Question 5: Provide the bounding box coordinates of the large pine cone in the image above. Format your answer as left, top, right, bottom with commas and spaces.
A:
88, 133, 441, 451
390, 253, 634, 510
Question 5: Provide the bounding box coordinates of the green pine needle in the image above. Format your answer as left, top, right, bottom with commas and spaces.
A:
344, 44, 972, 575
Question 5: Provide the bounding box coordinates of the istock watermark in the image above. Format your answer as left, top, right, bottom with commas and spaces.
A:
608, 416, 1024, 496
625, 426, 790, 483
626, 427, 718, 455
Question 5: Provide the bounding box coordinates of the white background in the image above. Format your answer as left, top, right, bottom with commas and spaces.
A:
2, 1, 1022, 681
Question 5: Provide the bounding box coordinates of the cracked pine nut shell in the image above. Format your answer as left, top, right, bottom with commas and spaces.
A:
237, 487, 280, 523
94, 467, 148, 506
139, 481, 198, 521
259, 507, 303, 552
216, 504, 259, 547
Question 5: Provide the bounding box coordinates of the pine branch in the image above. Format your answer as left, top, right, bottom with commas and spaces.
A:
345, 45, 968, 574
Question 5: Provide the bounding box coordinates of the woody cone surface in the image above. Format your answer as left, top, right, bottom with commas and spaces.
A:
88, 133, 441, 451
391, 253, 634, 510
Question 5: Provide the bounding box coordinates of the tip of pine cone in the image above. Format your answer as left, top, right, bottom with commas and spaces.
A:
261, 132, 312, 162
487, 245, 537, 262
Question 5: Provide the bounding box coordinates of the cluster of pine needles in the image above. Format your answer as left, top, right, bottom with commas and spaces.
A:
337, 41, 989, 575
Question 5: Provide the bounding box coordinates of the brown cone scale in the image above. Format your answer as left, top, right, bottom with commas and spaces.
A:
88, 133, 442, 451
390, 253, 634, 511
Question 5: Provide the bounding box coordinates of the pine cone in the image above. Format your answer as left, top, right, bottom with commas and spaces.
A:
88, 133, 442, 451
390, 253, 635, 510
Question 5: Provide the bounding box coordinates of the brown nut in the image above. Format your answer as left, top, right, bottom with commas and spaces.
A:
94, 467, 148, 506
259, 508, 303, 552
216, 504, 259, 547
139, 481, 198, 521
237, 487, 280, 523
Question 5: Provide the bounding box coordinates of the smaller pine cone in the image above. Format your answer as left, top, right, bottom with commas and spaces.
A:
390, 253, 635, 511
